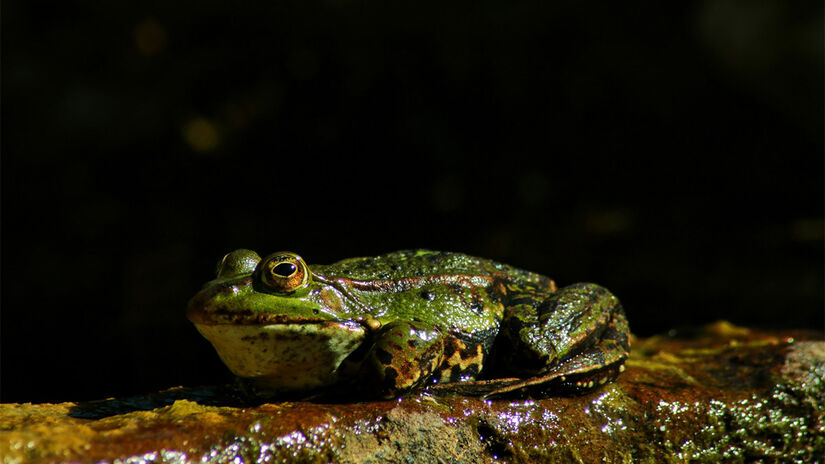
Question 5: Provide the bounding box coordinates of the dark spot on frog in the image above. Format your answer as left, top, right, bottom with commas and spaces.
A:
241, 333, 270, 342
448, 363, 481, 382
387, 341, 403, 353
390, 264, 402, 271
378, 272, 391, 279
460, 343, 482, 360
375, 347, 394, 366
449, 365, 463, 382
470, 300, 485, 315
268, 332, 320, 343
463, 363, 481, 377
488, 281, 506, 303
419, 290, 436, 301
450, 283, 462, 294
383, 366, 399, 388
407, 338, 420, 348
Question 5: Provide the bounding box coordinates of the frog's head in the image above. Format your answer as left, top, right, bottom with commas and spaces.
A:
187, 249, 366, 393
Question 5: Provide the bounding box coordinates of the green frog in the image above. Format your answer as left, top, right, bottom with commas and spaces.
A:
187, 249, 630, 399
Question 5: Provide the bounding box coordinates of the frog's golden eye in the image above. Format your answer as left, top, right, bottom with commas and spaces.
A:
257, 252, 310, 293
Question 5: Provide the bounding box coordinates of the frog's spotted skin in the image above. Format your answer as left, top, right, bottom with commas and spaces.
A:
187, 249, 630, 398
438, 338, 486, 383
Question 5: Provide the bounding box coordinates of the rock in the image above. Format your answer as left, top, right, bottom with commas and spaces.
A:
2, 321, 822, 463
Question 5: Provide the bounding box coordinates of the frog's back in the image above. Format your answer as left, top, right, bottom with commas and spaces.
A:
315, 249, 551, 288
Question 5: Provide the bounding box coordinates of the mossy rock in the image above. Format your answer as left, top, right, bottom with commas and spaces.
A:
2, 321, 822, 463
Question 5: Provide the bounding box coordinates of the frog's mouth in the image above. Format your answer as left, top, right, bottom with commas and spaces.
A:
192, 320, 367, 392
186, 276, 335, 326
188, 310, 333, 326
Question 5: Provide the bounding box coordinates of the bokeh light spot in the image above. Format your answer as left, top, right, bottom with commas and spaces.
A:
182, 117, 220, 152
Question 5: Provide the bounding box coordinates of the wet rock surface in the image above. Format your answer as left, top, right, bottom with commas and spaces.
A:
2, 322, 823, 463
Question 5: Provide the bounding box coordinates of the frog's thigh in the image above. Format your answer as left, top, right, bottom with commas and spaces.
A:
436, 338, 485, 383
362, 321, 444, 397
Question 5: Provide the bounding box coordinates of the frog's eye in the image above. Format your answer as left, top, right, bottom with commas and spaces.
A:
257, 252, 311, 293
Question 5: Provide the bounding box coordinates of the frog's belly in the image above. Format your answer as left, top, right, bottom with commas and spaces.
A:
194, 322, 366, 391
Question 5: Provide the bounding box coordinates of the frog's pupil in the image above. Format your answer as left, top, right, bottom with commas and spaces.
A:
273, 262, 297, 277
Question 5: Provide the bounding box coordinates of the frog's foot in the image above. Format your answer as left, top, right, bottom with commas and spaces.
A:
486, 296, 630, 399
360, 321, 444, 398
482, 352, 627, 399
428, 377, 522, 397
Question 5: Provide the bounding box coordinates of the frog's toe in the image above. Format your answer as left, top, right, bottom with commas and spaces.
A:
482, 359, 627, 399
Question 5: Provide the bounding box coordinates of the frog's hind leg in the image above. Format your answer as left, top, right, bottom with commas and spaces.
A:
487, 283, 630, 399
486, 316, 629, 398
359, 321, 444, 398
541, 308, 629, 392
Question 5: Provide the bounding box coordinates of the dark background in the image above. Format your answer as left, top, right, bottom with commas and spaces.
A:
3, 2, 822, 403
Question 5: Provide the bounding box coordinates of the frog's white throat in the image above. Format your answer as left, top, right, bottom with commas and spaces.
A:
194, 322, 366, 392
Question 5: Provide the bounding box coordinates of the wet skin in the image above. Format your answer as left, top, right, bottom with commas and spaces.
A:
187, 249, 630, 399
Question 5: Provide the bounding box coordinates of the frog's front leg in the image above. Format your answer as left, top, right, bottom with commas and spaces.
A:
360, 321, 445, 398
490, 282, 630, 398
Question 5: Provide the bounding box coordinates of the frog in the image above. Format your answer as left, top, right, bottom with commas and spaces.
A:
187, 249, 630, 399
